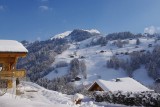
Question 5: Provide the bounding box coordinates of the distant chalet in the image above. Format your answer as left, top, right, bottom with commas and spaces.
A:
88, 77, 153, 93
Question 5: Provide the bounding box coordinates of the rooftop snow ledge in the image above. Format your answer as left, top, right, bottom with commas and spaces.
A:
0, 40, 28, 53
91, 77, 152, 93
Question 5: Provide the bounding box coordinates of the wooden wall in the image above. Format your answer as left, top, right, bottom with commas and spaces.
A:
0, 52, 27, 88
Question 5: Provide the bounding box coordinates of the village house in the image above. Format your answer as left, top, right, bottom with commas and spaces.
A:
88, 77, 153, 93
0, 40, 28, 95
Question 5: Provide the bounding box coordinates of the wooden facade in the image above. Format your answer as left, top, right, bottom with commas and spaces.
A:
88, 82, 104, 91
0, 52, 27, 88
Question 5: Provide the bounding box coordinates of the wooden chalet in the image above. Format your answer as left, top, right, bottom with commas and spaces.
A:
88, 82, 104, 91
0, 40, 28, 90
88, 77, 153, 93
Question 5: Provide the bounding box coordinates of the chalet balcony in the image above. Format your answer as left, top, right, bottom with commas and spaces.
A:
0, 70, 26, 78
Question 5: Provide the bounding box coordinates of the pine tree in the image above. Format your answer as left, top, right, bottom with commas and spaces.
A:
136, 38, 140, 45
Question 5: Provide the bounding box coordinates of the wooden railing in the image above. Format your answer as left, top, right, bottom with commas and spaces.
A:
14, 70, 26, 78
0, 71, 13, 77
0, 69, 26, 78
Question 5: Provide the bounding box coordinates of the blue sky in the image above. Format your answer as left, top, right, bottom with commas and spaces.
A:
0, 0, 160, 41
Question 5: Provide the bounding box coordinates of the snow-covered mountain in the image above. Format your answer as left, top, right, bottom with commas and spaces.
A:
51, 29, 100, 40
19, 30, 159, 90
15, 30, 160, 106
51, 31, 72, 39
84, 29, 100, 34
45, 35, 156, 86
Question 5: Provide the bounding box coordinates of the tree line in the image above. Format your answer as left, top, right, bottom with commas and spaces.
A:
107, 45, 160, 79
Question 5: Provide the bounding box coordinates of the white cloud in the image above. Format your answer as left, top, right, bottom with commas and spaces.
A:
36, 37, 41, 41
39, 5, 52, 12
0, 5, 4, 11
144, 26, 160, 35
39, 5, 48, 11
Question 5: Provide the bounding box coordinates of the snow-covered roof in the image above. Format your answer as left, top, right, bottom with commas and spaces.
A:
89, 77, 152, 92
0, 40, 28, 53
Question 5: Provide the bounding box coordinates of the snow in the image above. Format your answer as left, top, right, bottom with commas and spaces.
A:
84, 29, 100, 34
44, 67, 68, 80
1, 33, 157, 107
0, 93, 70, 107
51, 29, 100, 40
133, 66, 154, 86
0, 81, 73, 107
45, 37, 156, 87
72, 93, 84, 101
90, 77, 152, 93
0, 40, 28, 53
0, 81, 127, 107
51, 31, 72, 39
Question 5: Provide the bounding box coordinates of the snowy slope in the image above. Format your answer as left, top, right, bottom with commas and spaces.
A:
45, 67, 68, 79
133, 66, 154, 85
45, 36, 157, 87
0, 81, 129, 107
0, 81, 73, 107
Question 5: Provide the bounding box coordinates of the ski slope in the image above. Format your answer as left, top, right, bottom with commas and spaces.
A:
45, 37, 157, 86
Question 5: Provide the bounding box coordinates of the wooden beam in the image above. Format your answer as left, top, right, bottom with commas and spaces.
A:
0, 52, 27, 57
0, 57, 17, 62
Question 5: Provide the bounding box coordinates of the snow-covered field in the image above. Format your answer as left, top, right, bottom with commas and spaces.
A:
45, 37, 158, 87
0, 81, 128, 107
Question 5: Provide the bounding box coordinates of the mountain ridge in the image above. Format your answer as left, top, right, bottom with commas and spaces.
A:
51, 29, 101, 40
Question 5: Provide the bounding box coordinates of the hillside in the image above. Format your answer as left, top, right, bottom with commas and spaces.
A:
18, 30, 160, 94
8, 29, 160, 106
45, 36, 156, 86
